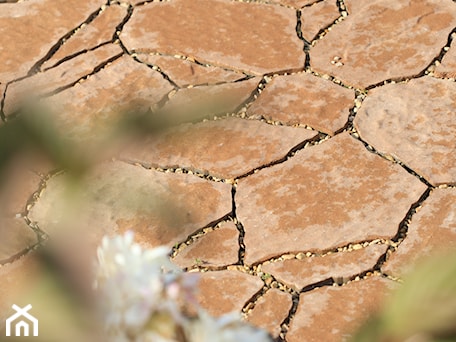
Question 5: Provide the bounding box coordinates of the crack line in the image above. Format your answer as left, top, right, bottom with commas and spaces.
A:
27, 4, 108, 76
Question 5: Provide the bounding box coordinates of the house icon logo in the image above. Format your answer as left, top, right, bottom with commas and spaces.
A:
5, 304, 38, 337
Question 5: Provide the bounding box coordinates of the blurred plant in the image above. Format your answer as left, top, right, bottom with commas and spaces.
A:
351, 250, 456, 342
94, 232, 273, 342
0, 99, 262, 340
0, 98, 226, 186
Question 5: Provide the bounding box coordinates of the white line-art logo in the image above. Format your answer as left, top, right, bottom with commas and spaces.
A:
5, 304, 39, 337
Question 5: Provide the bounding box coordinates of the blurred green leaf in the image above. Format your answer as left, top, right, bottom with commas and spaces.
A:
352, 251, 456, 342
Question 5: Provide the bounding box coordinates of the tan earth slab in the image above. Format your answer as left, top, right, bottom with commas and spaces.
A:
435, 45, 456, 78
246, 288, 292, 338
343, 0, 369, 15
172, 221, 239, 269
0, 254, 41, 329
135, 54, 245, 87
41, 5, 127, 70
0, 164, 41, 215
354, 77, 456, 186
21, 153, 55, 179
287, 277, 398, 342
0, 218, 37, 263
121, 117, 317, 179
163, 78, 259, 120
44, 55, 174, 140
247, 72, 353, 134
196, 270, 263, 317
262, 244, 388, 291
3, 44, 123, 116
300, 0, 340, 42
120, 0, 304, 74
236, 133, 427, 265
28, 161, 232, 249
311, 1, 456, 88
0, 0, 106, 83
383, 188, 456, 277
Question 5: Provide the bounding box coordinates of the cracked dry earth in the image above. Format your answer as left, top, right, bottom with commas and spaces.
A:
1, 0, 456, 341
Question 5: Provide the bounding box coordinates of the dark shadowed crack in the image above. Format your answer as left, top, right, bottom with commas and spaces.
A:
1, 77, 29, 120
0, 83, 7, 121
236, 132, 329, 180
129, 54, 180, 89
170, 216, 234, 263
241, 273, 297, 333
275, 292, 300, 342
112, 3, 134, 53
375, 187, 432, 274
233, 76, 268, 114
336, 0, 348, 17
117, 158, 233, 184
300, 277, 336, 293
295, 10, 311, 70
298, 0, 345, 43
231, 112, 322, 131
22, 170, 63, 227
234, 218, 246, 265
42, 41, 113, 71
11, 170, 63, 262
176, 73, 254, 89
242, 278, 300, 341
241, 283, 270, 315
253, 239, 390, 268
333, 90, 367, 134
310, 11, 346, 46
301, 0, 325, 6
423, 29, 456, 76
133, 0, 170, 7
310, 16, 344, 44
231, 184, 247, 266
307, 69, 356, 89
350, 131, 434, 188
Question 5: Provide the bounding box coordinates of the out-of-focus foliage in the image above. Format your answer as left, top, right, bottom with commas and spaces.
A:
352, 250, 456, 342
0, 105, 83, 178
0, 102, 177, 340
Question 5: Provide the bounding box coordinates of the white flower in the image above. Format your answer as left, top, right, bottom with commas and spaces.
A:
94, 232, 272, 342
94, 231, 183, 339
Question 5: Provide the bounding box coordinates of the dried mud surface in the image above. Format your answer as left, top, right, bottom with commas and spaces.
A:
1, 0, 455, 340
